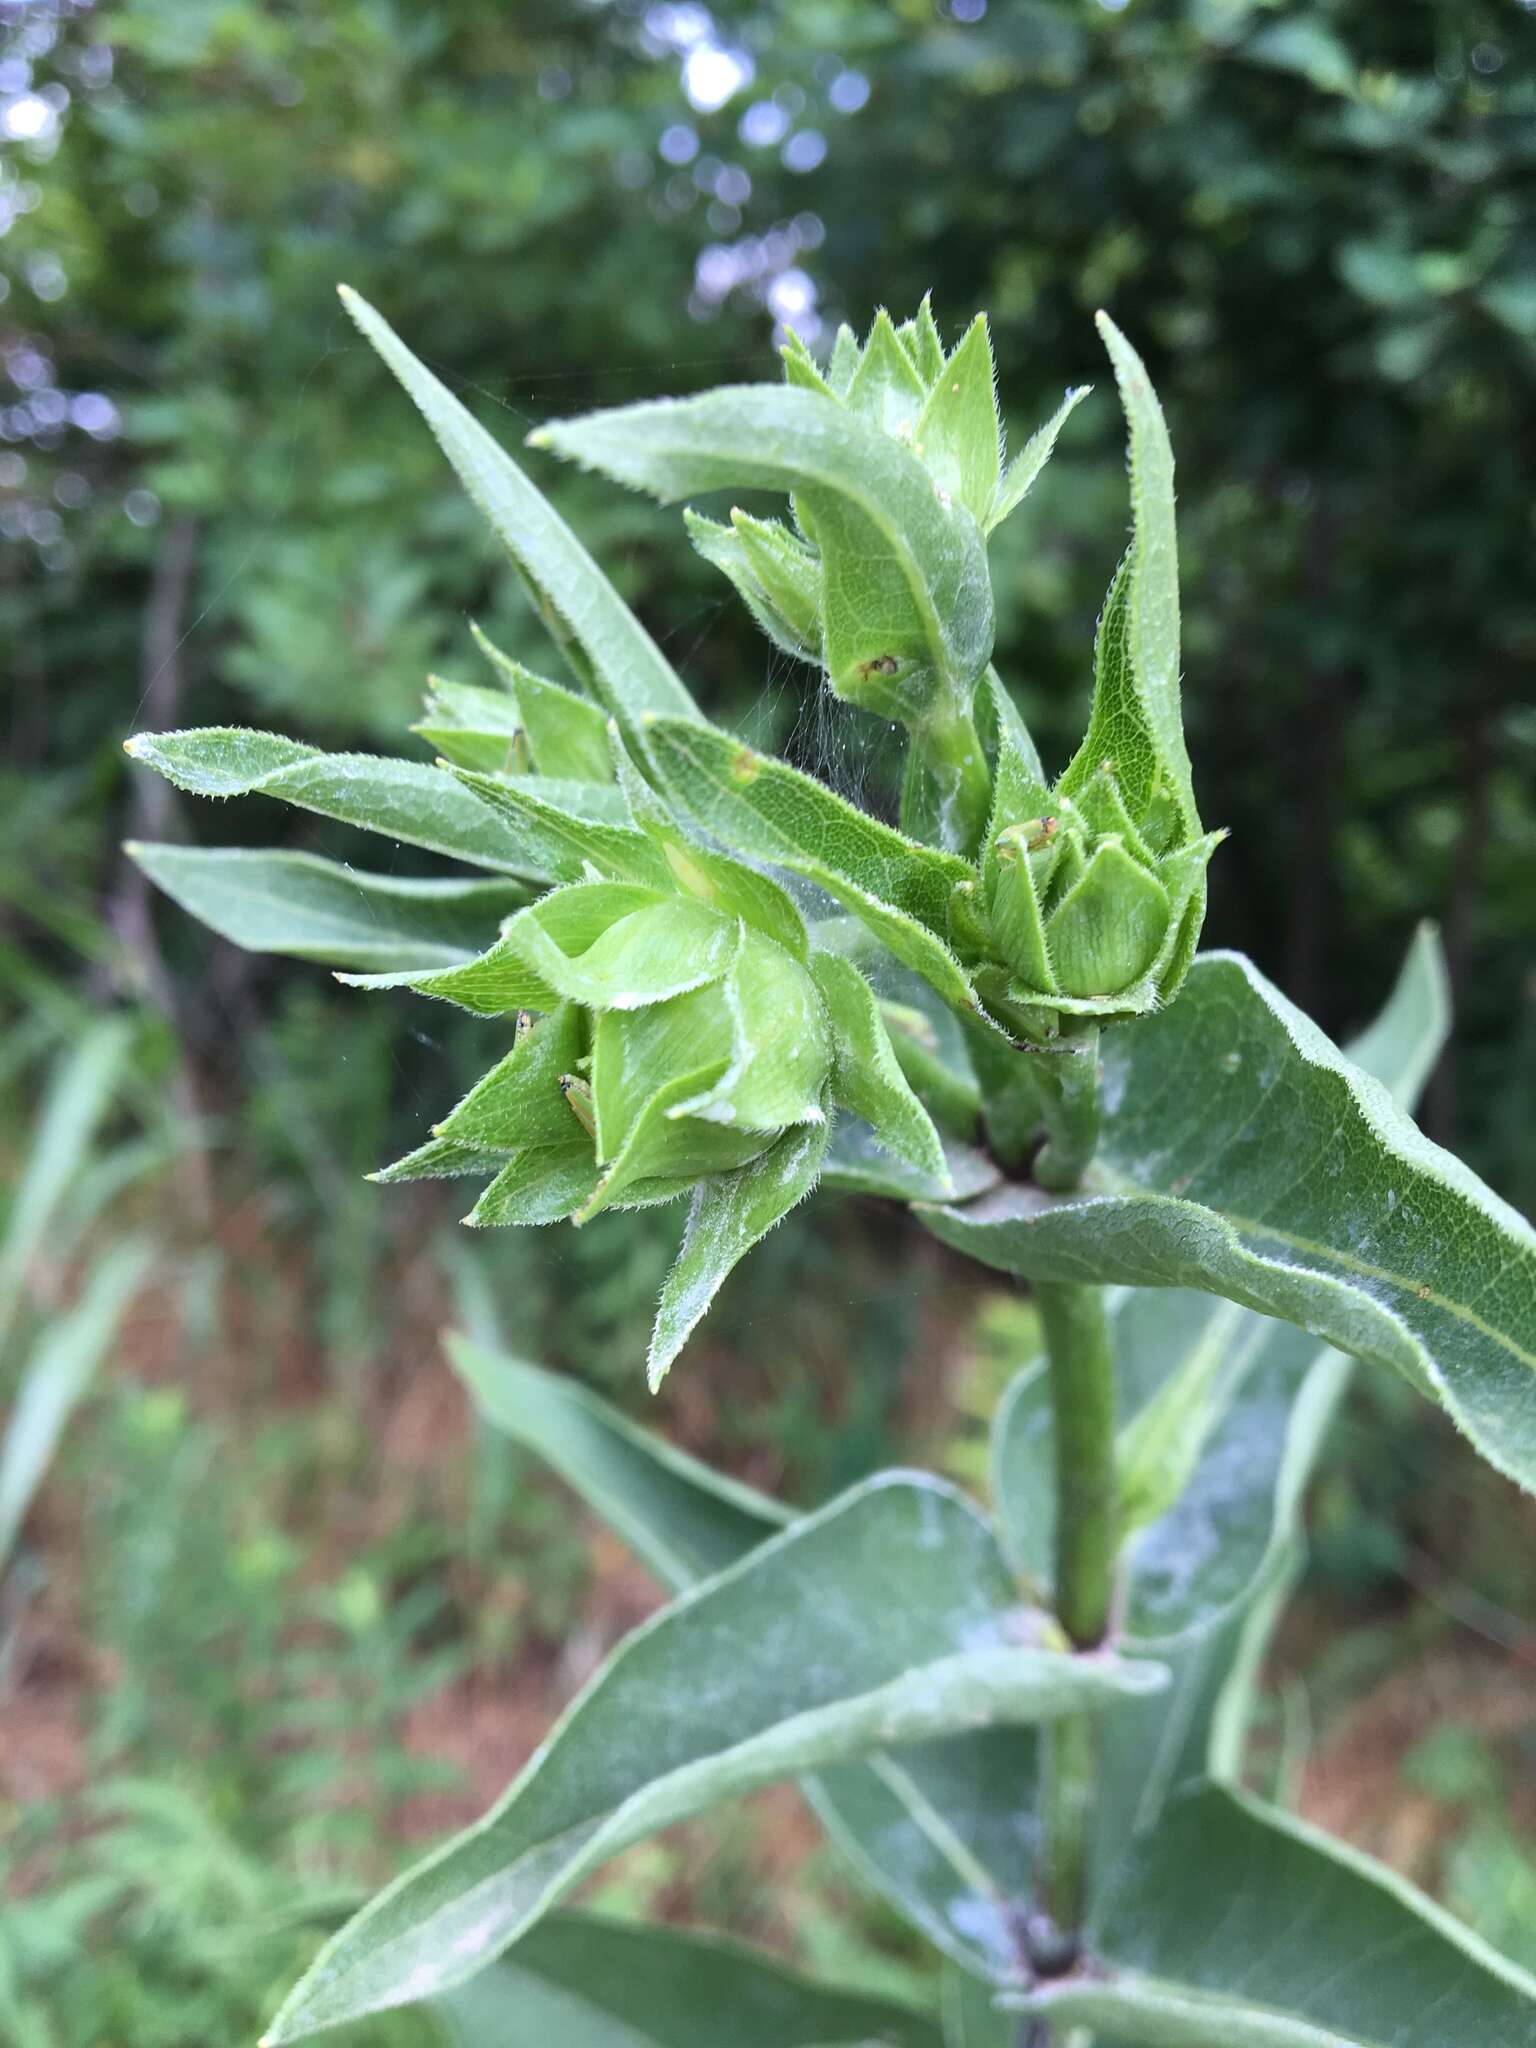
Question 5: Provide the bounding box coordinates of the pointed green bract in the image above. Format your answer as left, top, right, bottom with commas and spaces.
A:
915, 314, 1002, 528
263, 1475, 1164, 2041
339, 936, 556, 1016
685, 508, 822, 662
845, 307, 929, 438
989, 383, 1092, 533
338, 287, 701, 736
810, 951, 950, 1187
469, 625, 615, 783
1094, 312, 1198, 840
649, 1110, 831, 1388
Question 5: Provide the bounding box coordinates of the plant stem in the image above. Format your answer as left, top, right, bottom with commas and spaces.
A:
1036, 1282, 1117, 1652
1032, 1030, 1101, 1192
1033, 1279, 1118, 1949
917, 701, 993, 858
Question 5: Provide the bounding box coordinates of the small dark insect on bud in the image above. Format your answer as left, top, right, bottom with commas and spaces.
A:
513, 1009, 534, 1049
1021, 816, 1057, 853
856, 654, 901, 679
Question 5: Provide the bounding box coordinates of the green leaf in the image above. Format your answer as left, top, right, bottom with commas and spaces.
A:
1092, 313, 1198, 838
379, 1003, 597, 1223
469, 624, 616, 783
338, 287, 701, 735
533, 384, 994, 717
645, 719, 982, 1015
915, 315, 1002, 528
981, 666, 1048, 829
649, 1114, 830, 1387
265, 1474, 1164, 2041
1019, 1785, 1536, 2046
0, 1241, 150, 1573
1344, 919, 1449, 1114
451, 764, 673, 887
450, 1334, 1033, 1985
810, 951, 950, 1186
126, 844, 527, 972
505, 887, 738, 1010
1057, 551, 1154, 822
822, 1122, 999, 1206
643, 719, 966, 935
924, 949, 1536, 1493
123, 729, 547, 879
685, 507, 822, 662
988, 384, 1092, 534
339, 936, 557, 1017
432, 1912, 942, 2048
414, 673, 525, 772
447, 1337, 789, 1589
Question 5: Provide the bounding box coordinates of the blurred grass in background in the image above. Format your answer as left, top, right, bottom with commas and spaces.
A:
2, 1, 1535, 2040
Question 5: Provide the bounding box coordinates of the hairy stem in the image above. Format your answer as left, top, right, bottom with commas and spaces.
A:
1032, 1030, 1101, 1192
1033, 1280, 1118, 1948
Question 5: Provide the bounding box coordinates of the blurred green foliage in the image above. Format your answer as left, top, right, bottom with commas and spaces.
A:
2, 0, 1534, 2034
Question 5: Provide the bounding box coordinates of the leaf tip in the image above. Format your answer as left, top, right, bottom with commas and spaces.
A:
123, 734, 147, 758
525, 425, 553, 450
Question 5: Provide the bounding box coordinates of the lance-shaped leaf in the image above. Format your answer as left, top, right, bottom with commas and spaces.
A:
264, 1474, 1166, 2041
338, 287, 700, 735
126, 844, 527, 972
811, 951, 949, 1187
1016, 1784, 1536, 2047
469, 624, 616, 783
1092, 313, 1197, 839
431, 1913, 943, 2048
451, 1331, 1033, 1983
648, 1113, 831, 1388
121, 729, 597, 881
446, 1338, 789, 1588
533, 384, 994, 717
924, 949, 1536, 1493
452, 763, 672, 887
988, 383, 1092, 535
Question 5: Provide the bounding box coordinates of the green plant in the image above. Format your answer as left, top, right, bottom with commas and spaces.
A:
126, 293, 1536, 2045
